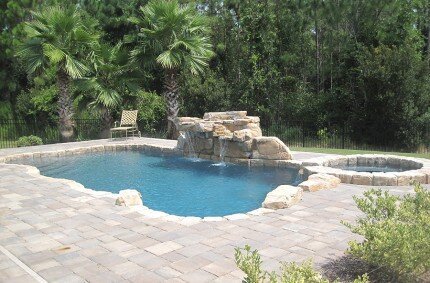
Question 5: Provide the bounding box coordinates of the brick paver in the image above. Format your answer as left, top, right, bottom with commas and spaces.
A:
0, 138, 423, 282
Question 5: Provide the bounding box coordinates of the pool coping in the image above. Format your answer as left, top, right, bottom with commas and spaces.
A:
0, 142, 281, 224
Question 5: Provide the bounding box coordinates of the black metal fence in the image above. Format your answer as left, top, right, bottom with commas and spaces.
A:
0, 119, 105, 148
261, 119, 430, 154
0, 119, 168, 149
1, 118, 429, 153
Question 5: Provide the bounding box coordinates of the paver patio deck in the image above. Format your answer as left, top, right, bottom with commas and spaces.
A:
0, 138, 425, 282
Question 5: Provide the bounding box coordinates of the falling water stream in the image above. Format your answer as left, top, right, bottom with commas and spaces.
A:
184, 131, 198, 159
212, 137, 229, 167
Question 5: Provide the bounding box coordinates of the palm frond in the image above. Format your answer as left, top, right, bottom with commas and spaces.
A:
42, 43, 66, 64
65, 56, 89, 78
16, 38, 46, 74
131, 0, 213, 74
156, 50, 182, 69
18, 6, 100, 79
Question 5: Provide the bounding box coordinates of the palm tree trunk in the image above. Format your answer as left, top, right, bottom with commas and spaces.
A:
57, 68, 75, 142
164, 69, 179, 139
100, 107, 113, 138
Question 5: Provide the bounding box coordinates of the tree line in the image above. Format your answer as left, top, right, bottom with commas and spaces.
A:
1, 0, 429, 148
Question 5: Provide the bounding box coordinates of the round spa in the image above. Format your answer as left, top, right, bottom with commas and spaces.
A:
303, 154, 430, 186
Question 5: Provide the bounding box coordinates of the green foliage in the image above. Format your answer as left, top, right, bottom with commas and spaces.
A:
16, 135, 43, 147
16, 67, 57, 121
180, 69, 231, 117
235, 245, 369, 283
17, 6, 100, 79
274, 260, 331, 283
234, 245, 267, 282
343, 183, 430, 280
134, 91, 166, 134
1, 0, 430, 150
130, 0, 214, 75
78, 0, 148, 44
74, 42, 142, 114
0, 0, 37, 101
0, 101, 13, 120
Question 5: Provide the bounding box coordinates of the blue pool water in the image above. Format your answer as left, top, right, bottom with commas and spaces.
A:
23, 151, 299, 217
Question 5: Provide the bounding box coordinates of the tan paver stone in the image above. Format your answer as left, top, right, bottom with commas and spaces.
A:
180, 269, 217, 282
154, 266, 182, 279
102, 240, 135, 253
145, 241, 183, 256
32, 260, 61, 272
170, 256, 212, 273
176, 243, 212, 257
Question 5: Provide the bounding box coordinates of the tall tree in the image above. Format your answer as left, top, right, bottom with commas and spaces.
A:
17, 6, 100, 141
130, 0, 213, 139
0, 0, 38, 113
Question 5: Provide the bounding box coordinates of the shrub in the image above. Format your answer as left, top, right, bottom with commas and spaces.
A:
134, 91, 166, 135
343, 183, 430, 281
16, 135, 43, 147
234, 245, 368, 283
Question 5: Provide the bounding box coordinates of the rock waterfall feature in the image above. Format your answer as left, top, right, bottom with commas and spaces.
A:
175, 111, 293, 165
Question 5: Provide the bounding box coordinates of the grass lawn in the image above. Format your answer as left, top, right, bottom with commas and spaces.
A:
291, 147, 430, 160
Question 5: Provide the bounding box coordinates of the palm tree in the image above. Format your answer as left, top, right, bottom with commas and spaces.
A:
17, 6, 100, 141
130, 0, 214, 139
75, 43, 142, 137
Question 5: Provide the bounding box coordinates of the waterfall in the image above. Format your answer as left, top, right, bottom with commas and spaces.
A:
219, 137, 228, 164
184, 131, 197, 159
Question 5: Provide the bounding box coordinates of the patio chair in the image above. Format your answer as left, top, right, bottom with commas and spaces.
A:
110, 110, 141, 139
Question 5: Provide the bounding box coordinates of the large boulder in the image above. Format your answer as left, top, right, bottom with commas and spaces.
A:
308, 173, 341, 187
251, 137, 293, 160
262, 185, 303, 209
213, 138, 252, 158
299, 180, 331, 192
299, 173, 341, 192
232, 129, 258, 142
115, 189, 143, 206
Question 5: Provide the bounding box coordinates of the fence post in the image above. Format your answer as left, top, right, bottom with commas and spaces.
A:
341, 123, 345, 149
302, 121, 305, 148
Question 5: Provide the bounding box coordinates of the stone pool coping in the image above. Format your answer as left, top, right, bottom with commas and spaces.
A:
301, 154, 430, 186
0, 141, 282, 223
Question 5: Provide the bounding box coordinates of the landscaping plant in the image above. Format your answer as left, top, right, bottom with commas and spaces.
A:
343, 183, 430, 281
16, 135, 43, 147
235, 245, 369, 283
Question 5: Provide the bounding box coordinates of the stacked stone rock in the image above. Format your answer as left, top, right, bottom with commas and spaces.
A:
175, 111, 293, 165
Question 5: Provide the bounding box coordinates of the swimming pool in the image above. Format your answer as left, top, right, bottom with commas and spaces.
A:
23, 151, 299, 217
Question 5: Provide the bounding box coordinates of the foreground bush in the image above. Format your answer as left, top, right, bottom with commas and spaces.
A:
343, 183, 430, 281
235, 245, 368, 283
16, 135, 43, 147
